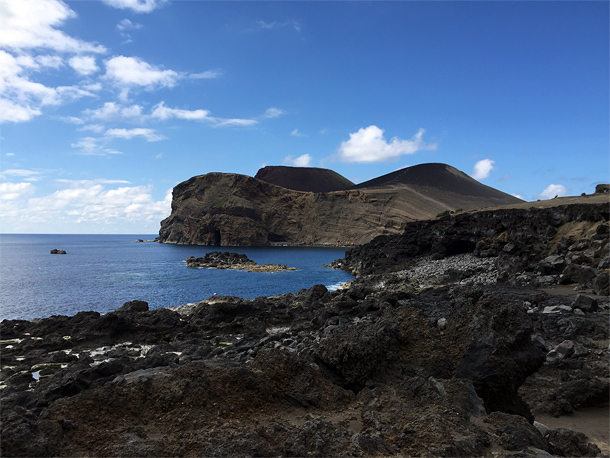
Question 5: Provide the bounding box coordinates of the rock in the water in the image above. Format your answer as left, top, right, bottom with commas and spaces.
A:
185, 251, 294, 272
186, 251, 256, 268
50, 249, 67, 254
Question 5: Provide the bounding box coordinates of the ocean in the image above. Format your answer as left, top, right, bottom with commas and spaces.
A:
0, 234, 353, 321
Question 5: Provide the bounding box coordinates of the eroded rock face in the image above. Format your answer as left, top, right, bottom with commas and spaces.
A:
157, 163, 522, 246
342, 200, 610, 295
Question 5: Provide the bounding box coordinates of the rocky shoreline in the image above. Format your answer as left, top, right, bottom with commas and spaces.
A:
1, 196, 608, 457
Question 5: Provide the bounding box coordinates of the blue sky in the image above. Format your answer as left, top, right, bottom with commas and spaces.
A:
0, 0, 608, 234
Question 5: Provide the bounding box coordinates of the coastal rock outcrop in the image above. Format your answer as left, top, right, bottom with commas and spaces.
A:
50, 249, 66, 254
157, 163, 522, 246
185, 251, 295, 272
341, 194, 609, 295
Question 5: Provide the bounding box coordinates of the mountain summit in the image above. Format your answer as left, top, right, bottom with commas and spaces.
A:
157, 163, 522, 246
255, 166, 354, 193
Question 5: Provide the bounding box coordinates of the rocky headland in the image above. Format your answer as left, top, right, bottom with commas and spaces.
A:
1, 193, 609, 457
185, 251, 296, 272
157, 163, 522, 246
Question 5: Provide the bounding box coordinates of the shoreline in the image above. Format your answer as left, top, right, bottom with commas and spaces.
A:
1, 198, 608, 456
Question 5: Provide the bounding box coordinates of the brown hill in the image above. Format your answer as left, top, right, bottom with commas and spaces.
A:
351, 163, 523, 221
157, 163, 523, 246
356, 163, 510, 199
255, 166, 354, 192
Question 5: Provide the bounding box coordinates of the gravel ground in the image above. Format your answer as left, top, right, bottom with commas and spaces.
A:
405, 253, 498, 287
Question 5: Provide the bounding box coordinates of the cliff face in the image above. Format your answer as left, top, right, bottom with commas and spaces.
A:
157, 163, 523, 246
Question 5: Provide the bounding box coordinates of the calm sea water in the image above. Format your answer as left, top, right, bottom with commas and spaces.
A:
0, 234, 353, 321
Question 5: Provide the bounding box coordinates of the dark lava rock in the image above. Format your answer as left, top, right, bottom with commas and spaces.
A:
547, 428, 602, 457
115, 300, 149, 313
50, 249, 66, 254
572, 294, 598, 313
595, 183, 610, 194
185, 251, 255, 268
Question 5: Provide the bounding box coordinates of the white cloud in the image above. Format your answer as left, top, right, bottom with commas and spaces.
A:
3, 182, 174, 232
0, 0, 106, 53
106, 127, 165, 142
264, 107, 286, 118
104, 55, 180, 100
337, 126, 437, 163
0, 98, 41, 123
57, 115, 84, 124
512, 193, 526, 200
83, 102, 144, 121
102, 56, 217, 99
56, 178, 130, 185
189, 70, 221, 80
71, 136, 124, 156
471, 159, 495, 180
116, 18, 143, 43
116, 18, 143, 32
36, 55, 63, 69
290, 129, 305, 137
0, 0, 106, 123
0, 168, 42, 181
6, 152, 15, 156
0, 50, 96, 123
538, 184, 568, 200
69, 56, 98, 76
83, 82, 102, 92
71, 136, 102, 155
81, 101, 256, 128
150, 102, 210, 121
256, 20, 301, 32
0, 182, 35, 200
211, 118, 257, 127
150, 102, 257, 127
284, 154, 312, 167
102, 0, 167, 13
79, 124, 105, 133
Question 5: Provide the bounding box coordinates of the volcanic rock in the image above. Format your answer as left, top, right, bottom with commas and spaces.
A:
255, 165, 355, 192
185, 251, 295, 271
186, 251, 256, 268
50, 249, 66, 254
157, 163, 522, 246
595, 183, 610, 194
2, 192, 608, 457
